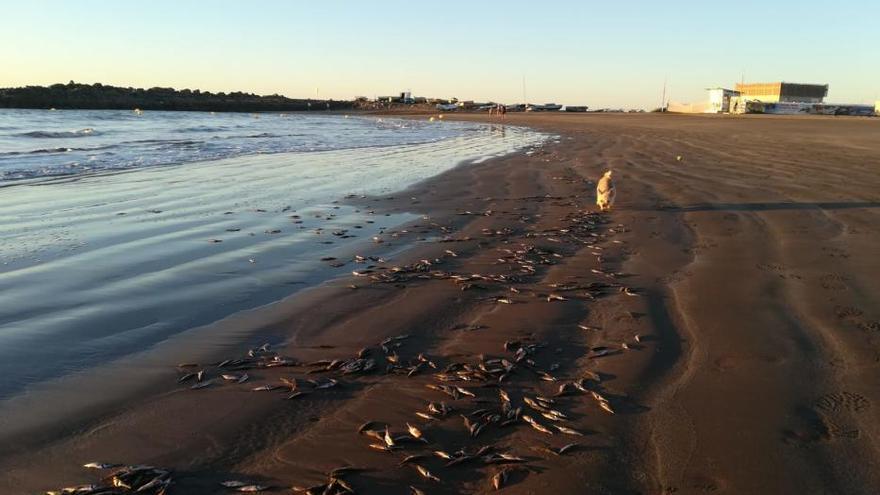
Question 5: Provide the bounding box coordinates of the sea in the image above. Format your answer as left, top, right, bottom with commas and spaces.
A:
0, 109, 547, 401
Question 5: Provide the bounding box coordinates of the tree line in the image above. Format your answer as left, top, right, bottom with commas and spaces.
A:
0, 81, 354, 112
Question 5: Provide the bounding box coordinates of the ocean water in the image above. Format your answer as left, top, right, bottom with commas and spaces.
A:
0, 109, 491, 181
0, 109, 547, 400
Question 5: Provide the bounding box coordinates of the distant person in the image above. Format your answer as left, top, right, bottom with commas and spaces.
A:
596, 170, 616, 212
500, 104, 506, 120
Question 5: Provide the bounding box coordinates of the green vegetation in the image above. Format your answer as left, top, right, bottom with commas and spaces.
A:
0, 81, 354, 112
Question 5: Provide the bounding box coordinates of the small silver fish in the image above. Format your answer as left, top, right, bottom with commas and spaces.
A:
554, 425, 585, 436
399, 454, 427, 466
406, 423, 424, 439
237, 485, 269, 492
415, 465, 440, 482
492, 469, 508, 490
221, 481, 247, 488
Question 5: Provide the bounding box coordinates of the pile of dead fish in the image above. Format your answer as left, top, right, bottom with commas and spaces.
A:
45, 463, 172, 495
334, 336, 632, 491
176, 343, 300, 390
176, 333, 422, 396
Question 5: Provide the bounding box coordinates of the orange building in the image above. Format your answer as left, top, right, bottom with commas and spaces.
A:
734, 82, 828, 103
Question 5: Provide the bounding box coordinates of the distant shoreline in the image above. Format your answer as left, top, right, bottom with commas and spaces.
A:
0, 82, 355, 113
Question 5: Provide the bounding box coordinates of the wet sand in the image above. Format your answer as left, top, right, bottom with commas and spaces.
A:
2, 113, 879, 494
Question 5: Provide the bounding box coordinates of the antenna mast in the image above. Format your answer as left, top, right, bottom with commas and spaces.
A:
661, 76, 667, 111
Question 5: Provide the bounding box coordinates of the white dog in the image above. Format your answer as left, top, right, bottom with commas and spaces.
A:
596, 170, 616, 212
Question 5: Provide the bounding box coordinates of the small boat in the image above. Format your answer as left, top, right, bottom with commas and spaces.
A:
564, 106, 588, 112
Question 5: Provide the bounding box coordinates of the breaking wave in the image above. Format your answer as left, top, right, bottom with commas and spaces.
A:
18, 128, 98, 138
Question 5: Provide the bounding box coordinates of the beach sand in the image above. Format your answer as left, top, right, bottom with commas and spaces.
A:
2, 113, 879, 494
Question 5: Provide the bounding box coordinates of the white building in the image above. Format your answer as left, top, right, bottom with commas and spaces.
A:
707, 88, 740, 113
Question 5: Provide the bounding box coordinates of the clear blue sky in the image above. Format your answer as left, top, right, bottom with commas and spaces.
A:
2, 0, 877, 108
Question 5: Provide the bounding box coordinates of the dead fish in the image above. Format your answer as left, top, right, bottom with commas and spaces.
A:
292, 484, 327, 494
358, 421, 381, 433
445, 454, 478, 467
599, 400, 616, 414
556, 443, 579, 455
540, 411, 564, 422
53, 484, 99, 495
399, 454, 427, 466
522, 415, 553, 435
329, 477, 355, 493
433, 450, 453, 460
368, 443, 396, 452
536, 443, 579, 456
82, 462, 120, 469
496, 297, 513, 304
410, 486, 427, 495
554, 425, 585, 436
251, 384, 279, 392
492, 469, 509, 490
484, 453, 526, 464
221, 481, 248, 488
428, 402, 452, 416
238, 485, 269, 492
383, 426, 396, 447
554, 383, 574, 396
177, 372, 196, 383
406, 423, 425, 440
455, 386, 476, 398
191, 380, 213, 390
313, 378, 338, 389
538, 371, 557, 382
523, 397, 548, 412
136, 474, 172, 492
590, 391, 608, 402
414, 465, 440, 482
547, 294, 566, 302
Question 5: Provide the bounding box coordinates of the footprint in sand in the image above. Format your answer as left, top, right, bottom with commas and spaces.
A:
834, 305, 864, 320
756, 262, 786, 273
833, 305, 879, 332
856, 320, 880, 332
814, 391, 870, 440
821, 246, 850, 259
820, 273, 848, 290
816, 391, 870, 413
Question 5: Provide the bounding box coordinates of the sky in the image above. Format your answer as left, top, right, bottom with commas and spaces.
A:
1, 0, 877, 109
